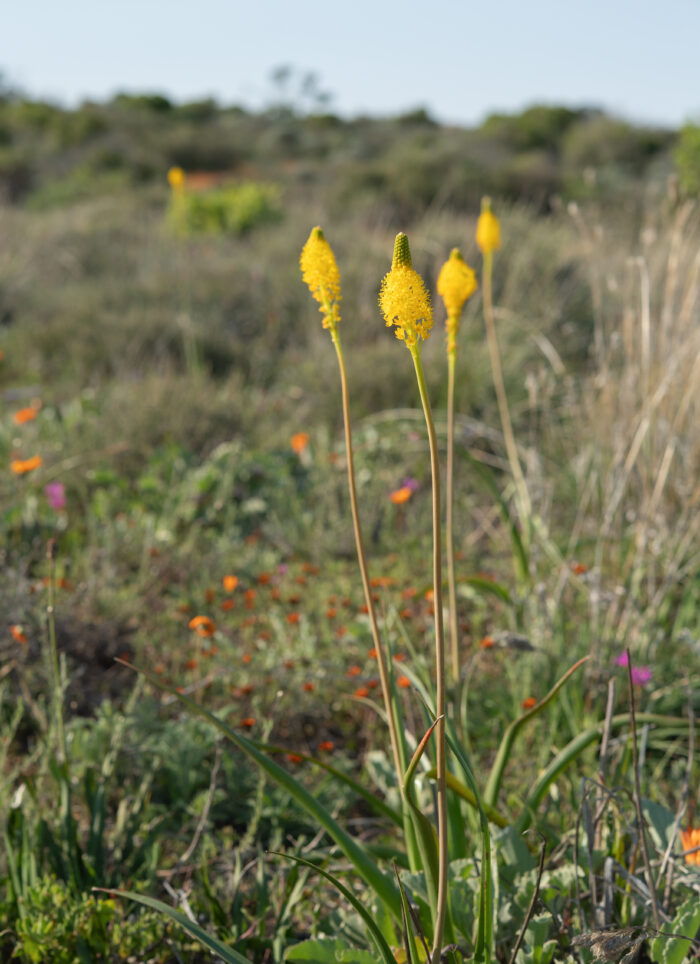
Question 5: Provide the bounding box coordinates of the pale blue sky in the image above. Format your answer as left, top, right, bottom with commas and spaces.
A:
5, 0, 700, 127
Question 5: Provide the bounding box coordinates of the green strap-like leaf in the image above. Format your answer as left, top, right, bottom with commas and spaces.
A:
117, 661, 402, 922
98, 888, 253, 964
484, 656, 589, 808
271, 851, 396, 964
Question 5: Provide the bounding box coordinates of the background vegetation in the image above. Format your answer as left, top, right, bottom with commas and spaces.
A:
1, 81, 699, 962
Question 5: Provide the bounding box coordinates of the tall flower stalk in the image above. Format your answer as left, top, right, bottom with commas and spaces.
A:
437, 249, 478, 682
477, 198, 532, 542
379, 233, 448, 964
300, 227, 403, 783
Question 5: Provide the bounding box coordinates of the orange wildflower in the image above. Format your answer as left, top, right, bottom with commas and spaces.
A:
223, 574, 239, 592
257, 572, 271, 585
13, 405, 40, 426
11, 456, 42, 475
393, 653, 406, 662
571, 562, 587, 575
359, 604, 369, 614
291, 432, 310, 454
270, 587, 281, 600
301, 562, 320, 574
346, 664, 362, 677
286, 612, 300, 624
10, 625, 27, 644
240, 718, 255, 729
284, 659, 295, 670
244, 588, 256, 609
397, 675, 411, 689
335, 625, 347, 637
287, 753, 303, 764
242, 652, 252, 664
680, 827, 700, 865
185, 658, 198, 670
400, 608, 412, 620
354, 686, 369, 698
318, 740, 334, 752
479, 636, 494, 649
424, 589, 434, 602
370, 576, 394, 588
154, 662, 166, 675
303, 681, 315, 692
522, 697, 537, 710
205, 587, 216, 603
389, 486, 412, 504
326, 608, 337, 619
220, 598, 235, 611
188, 616, 216, 637
402, 587, 417, 599
367, 679, 378, 689
368, 648, 378, 659
288, 593, 301, 604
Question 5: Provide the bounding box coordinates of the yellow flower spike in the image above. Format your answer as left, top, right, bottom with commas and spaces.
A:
300, 226, 342, 330
437, 248, 478, 356
379, 233, 432, 349
167, 166, 185, 191
476, 196, 501, 254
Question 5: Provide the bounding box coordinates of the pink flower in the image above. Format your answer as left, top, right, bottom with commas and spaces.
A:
631, 666, 652, 686
615, 652, 652, 686
44, 482, 66, 511
401, 477, 420, 492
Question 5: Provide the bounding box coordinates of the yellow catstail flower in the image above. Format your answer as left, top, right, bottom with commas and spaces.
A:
476, 197, 501, 254
300, 226, 341, 329
379, 233, 432, 349
437, 248, 478, 355
167, 166, 186, 190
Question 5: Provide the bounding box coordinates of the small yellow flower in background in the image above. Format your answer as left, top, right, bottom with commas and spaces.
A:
379, 233, 432, 349
167, 166, 186, 191
300, 226, 341, 330
476, 197, 501, 254
437, 248, 478, 355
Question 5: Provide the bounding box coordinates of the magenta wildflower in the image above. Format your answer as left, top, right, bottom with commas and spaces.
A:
44, 482, 66, 511
401, 477, 420, 492
615, 652, 652, 686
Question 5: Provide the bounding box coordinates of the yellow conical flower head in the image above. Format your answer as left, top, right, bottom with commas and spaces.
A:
300, 226, 341, 329
167, 166, 185, 190
379, 233, 433, 349
437, 248, 478, 317
476, 198, 501, 254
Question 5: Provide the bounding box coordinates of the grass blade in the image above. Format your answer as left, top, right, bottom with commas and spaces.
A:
484, 656, 589, 808
271, 851, 397, 964
96, 888, 253, 963
117, 660, 402, 922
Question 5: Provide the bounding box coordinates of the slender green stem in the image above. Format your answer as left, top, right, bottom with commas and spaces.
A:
331, 327, 403, 783
446, 346, 460, 683
482, 251, 531, 536
410, 345, 448, 964
46, 540, 67, 764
